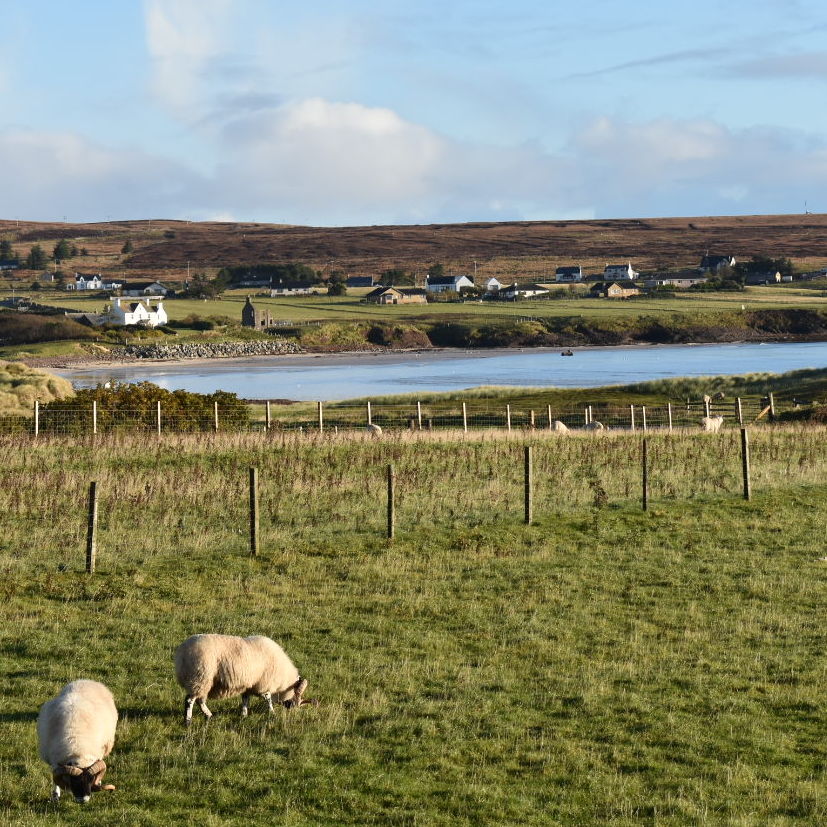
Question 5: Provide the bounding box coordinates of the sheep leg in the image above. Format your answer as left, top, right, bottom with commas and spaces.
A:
240, 693, 250, 717
50, 784, 61, 802
261, 692, 274, 713
197, 698, 213, 720
184, 695, 196, 726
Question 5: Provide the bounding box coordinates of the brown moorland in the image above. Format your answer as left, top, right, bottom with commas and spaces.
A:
2, 213, 827, 284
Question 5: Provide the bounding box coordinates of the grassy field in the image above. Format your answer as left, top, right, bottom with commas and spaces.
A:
1, 427, 827, 824
22, 284, 827, 326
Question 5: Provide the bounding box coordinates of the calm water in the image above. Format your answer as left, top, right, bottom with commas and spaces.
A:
53, 341, 827, 401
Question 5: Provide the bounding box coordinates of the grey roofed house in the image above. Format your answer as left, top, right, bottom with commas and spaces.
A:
345, 275, 378, 287
425, 274, 475, 292
0, 259, 18, 270
744, 271, 781, 285
121, 281, 169, 296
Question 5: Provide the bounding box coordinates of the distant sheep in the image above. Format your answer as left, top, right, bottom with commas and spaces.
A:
551, 420, 569, 432
174, 634, 311, 726
583, 421, 605, 431
701, 415, 724, 433
37, 680, 118, 804
366, 423, 383, 437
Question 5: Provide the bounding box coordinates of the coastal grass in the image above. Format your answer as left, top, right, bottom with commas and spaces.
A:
1, 428, 827, 823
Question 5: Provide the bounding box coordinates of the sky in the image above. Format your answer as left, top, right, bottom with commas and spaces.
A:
2, 0, 826, 226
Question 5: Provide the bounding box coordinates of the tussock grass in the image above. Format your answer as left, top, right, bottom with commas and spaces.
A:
1, 428, 827, 823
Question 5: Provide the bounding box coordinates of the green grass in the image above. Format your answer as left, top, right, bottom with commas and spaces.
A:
1, 428, 827, 823
22, 285, 827, 325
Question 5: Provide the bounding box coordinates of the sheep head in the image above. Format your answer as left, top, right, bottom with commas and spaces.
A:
283, 676, 316, 708
54, 760, 114, 803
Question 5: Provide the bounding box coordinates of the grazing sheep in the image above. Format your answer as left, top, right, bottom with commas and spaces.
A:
174, 634, 311, 726
583, 421, 605, 431
366, 423, 383, 437
712, 391, 725, 400
37, 680, 118, 805
551, 420, 569, 432
701, 415, 724, 433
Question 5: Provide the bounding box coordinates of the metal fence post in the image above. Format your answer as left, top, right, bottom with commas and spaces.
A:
214, 401, 219, 432
462, 402, 468, 433
86, 481, 98, 574
506, 405, 512, 432
736, 397, 743, 427
249, 467, 259, 556
33, 400, 39, 437
367, 401, 372, 426
417, 401, 422, 430
630, 405, 635, 432
547, 404, 552, 430
641, 405, 647, 432
318, 401, 324, 433
265, 400, 272, 431
387, 464, 395, 540
667, 402, 673, 433
156, 400, 162, 436
92, 401, 97, 436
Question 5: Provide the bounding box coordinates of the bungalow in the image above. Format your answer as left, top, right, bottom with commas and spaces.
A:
484, 277, 503, 293
645, 276, 707, 290
121, 281, 170, 296
603, 262, 638, 281
699, 254, 736, 273
425, 274, 475, 293
590, 281, 640, 299
66, 273, 122, 291
269, 281, 318, 296
555, 265, 583, 283
107, 297, 167, 327
499, 283, 550, 300
364, 286, 428, 305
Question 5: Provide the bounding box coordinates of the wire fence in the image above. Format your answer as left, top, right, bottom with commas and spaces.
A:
0, 392, 797, 435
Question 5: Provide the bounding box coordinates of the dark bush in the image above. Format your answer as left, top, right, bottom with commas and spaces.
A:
0, 312, 98, 345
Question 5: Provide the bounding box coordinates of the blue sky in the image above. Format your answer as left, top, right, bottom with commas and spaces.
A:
1, 0, 826, 225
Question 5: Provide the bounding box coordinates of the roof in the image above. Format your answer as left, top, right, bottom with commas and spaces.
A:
426, 275, 472, 285
555, 265, 581, 274
271, 281, 316, 290
365, 286, 393, 298
123, 280, 165, 290
397, 287, 427, 295
345, 276, 376, 286
700, 254, 733, 267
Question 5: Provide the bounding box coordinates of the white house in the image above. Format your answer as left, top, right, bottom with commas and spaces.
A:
425, 274, 475, 293
484, 277, 503, 293
555, 266, 583, 283
603, 262, 638, 281
107, 297, 167, 327
269, 281, 317, 296
499, 283, 550, 300
66, 273, 122, 291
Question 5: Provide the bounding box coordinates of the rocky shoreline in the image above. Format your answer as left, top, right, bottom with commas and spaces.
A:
121, 340, 303, 360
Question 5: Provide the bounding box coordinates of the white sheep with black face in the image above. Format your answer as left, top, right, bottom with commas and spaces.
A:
37, 680, 118, 804
174, 634, 312, 725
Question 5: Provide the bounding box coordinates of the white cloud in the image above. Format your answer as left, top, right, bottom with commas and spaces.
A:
0, 130, 201, 221
143, 0, 235, 117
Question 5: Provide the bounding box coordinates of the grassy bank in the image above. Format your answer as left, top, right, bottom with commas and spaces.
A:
1, 428, 827, 824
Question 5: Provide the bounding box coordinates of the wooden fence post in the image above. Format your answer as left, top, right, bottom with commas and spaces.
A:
249, 468, 259, 556
417, 401, 422, 430
524, 446, 533, 524
156, 400, 162, 436
92, 401, 97, 436
367, 401, 372, 426
318, 401, 324, 433
265, 401, 271, 431
387, 464, 395, 540
462, 402, 468, 433
584, 408, 590, 425
630, 405, 635, 432
33, 400, 39, 437
741, 428, 751, 501
506, 405, 512, 432
547, 404, 552, 430
736, 397, 743, 427
642, 438, 649, 511
588, 405, 594, 425
529, 410, 535, 429
86, 481, 98, 574
768, 393, 776, 421
641, 406, 647, 432
214, 401, 219, 432
667, 402, 673, 433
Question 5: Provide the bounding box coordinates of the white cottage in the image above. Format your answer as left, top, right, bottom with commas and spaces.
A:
603, 262, 639, 281
108, 297, 168, 327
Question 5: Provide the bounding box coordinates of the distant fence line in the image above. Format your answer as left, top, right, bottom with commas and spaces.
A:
0, 393, 790, 436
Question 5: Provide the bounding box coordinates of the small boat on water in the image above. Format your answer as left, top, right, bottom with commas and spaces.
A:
561, 349, 574, 357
